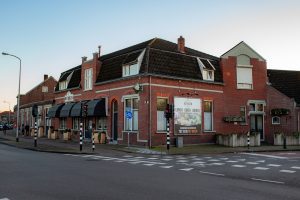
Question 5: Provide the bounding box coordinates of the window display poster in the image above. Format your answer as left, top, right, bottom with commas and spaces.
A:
174, 97, 201, 135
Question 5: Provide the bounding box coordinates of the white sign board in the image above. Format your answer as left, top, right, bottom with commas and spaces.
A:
174, 97, 201, 135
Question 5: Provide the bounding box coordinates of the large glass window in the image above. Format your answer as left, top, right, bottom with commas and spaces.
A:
60, 118, 66, 129
84, 68, 93, 90
124, 98, 139, 131
157, 98, 167, 131
73, 118, 80, 130
96, 117, 107, 130
204, 101, 213, 131
59, 81, 67, 90
123, 63, 139, 77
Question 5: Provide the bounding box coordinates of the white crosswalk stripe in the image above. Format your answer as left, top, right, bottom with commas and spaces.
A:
254, 167, 269, 170
226, 160, 238, 163
280, 170, 296, 173
143, 163, 155, 166
179, 168, 194, 171
232, 165, 246, 168
267, 164, 281, 167
160, 166, 173, 169
291, 166, 300, 170
246, 162, 259, 165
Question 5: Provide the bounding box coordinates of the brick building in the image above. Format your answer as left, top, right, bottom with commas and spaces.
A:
19, 74, 57, 136
48, 37, 300, 146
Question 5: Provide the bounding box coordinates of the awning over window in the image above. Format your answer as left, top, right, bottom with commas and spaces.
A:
86, 99, 106, 117
60, 103, 76, 117
47, 104, 64, 118
70, 101, 85, 117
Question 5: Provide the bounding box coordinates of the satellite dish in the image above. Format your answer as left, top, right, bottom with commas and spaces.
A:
133, 83, 142, 93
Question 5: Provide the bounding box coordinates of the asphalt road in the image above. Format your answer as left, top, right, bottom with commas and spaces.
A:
0, 144, 300, 200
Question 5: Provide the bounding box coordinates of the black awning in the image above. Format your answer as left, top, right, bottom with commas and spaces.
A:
60, 103, 75, 117
86, 99, 106, 117
47, 104, 64, 118
70, 102, 83, 117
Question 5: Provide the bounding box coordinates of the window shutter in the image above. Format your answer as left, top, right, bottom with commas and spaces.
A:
237, 67, 252, 84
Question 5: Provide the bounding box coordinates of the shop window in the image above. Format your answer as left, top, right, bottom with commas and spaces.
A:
73, 118, 80, 130
157, 98, 167, 131
240, 106, 247, 123
84, 68, 93, 90
272, 116, 280, 125
204, 101, 213, 131
124, 98, 139, 131
97, 117, 107, 130
237, 55, 253, 89
59, 118, 66, 129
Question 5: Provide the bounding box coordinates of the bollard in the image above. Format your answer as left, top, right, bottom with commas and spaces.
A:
283, 135, 287, 149
247, 132, 250, 150
34, 120, 37, 147
92, 135, 95, 152
79, 121, 83, 151
166, 118, 170, 153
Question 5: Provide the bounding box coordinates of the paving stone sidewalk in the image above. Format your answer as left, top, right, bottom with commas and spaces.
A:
1, 130, 300, 155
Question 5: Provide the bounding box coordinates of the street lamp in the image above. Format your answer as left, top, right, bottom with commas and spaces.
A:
2, 52, 21, 142
3, 101, 11, 125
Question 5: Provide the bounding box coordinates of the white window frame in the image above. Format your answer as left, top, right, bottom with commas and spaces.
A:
59, 118, 66, 129
42, 86, 48, 93
59, 81, 67, 90
84, 68, 93, 91
236, 55, 253, 90
272, 116, 280, 125
203, 100, 213, 132
157, 97, 168, 132
124, 97, 139, 131
240, 106, 247, 124
72, 118, 80, 130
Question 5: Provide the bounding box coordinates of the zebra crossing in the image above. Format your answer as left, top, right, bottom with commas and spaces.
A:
64, 153, 300, 176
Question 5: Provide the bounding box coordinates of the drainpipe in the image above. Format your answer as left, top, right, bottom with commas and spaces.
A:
149, 76, 152, 148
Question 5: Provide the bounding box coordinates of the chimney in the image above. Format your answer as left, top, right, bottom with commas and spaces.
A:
44, 74, 48, 80
177, 36, 185, 53
82, 56, 87, 63
98, 45, 101, 58
93, 52, 98, 60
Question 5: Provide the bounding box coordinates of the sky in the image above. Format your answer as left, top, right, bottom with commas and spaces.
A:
0, 0, 300, 112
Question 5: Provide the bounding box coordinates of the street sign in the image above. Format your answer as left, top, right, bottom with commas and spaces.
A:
125, 111, 132, 119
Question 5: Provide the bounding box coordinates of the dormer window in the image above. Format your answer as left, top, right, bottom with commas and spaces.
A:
123, 63, 138, 77
197, 58, 215, 81
84, 68, 93, 90
237, 55, 253, 89
122, 49, 145, 77
59, 81, 67, 90
58, 71, 73, 91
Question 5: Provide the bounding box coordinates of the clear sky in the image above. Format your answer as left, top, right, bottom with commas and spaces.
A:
0, 0, 299, 112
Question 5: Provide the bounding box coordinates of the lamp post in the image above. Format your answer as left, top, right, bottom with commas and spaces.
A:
2, 52, 21, 142
3, 101, 11, 125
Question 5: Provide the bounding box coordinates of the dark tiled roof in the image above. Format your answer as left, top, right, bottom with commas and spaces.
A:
268, 69, 300, 105
55, 65, 81, 91
96, 38, 222, 83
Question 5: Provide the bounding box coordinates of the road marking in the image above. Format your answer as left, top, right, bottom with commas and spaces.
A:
147, 157, 158, 160
179, 168, 194, 171
219, 158, 229, 160
226, 160, 238, 163
134, 157, 144, 159
256, 160, 265, 163
210, 163, 225, 166
208, 159, 220, 162
254, 167, 269, 170
291, 166, 300, 170
251, 178, 284, 184
114, 160, 125, 163
232, 165, 246, 168
280, 170, 296, 173
129, 161, 142, 164
267, 164, 281, 167
246, 162, 259, 165
143, 163, 155, 166
176, 160, 188, 163
279, 152, 296, 155
161, 158, 172, 161
203, 157, 212, 159
160, 166, 173, 169
237, 159, 246, 161
0, 198, 10, 200
102, 158, 116, 161
241, 153, 287, 159
199, 171, 225, 176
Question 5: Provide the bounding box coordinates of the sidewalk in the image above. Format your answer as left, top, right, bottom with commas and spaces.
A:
1, 130, 300, 155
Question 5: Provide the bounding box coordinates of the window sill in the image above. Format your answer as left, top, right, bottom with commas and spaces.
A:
203, 130, 216, 133
156, 131, 167, 134
83, 88, 93, 92
122, 131, 139, 133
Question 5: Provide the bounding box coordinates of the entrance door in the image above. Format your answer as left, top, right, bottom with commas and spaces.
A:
250, 115, 264, 140
112, 101, 118, 141
84, 118, 92, 139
